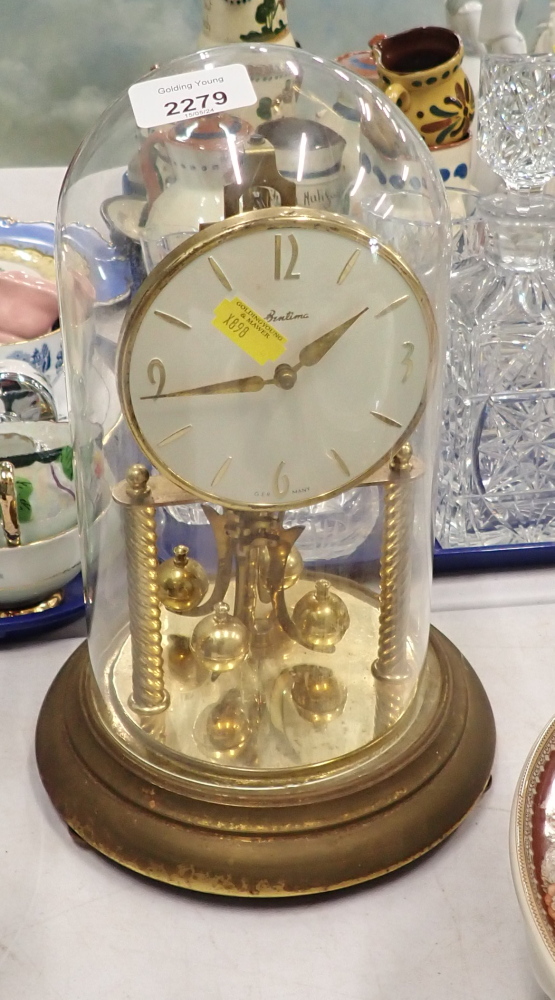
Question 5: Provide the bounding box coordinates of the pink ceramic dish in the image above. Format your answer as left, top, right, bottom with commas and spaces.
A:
0, 270, 59, 345
335, 50, 379, 83
511, 716, 555, 999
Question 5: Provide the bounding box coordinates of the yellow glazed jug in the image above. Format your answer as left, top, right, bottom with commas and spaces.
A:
370, 26, 474, 147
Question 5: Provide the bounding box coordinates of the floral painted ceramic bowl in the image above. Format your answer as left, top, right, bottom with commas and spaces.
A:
0, 421, 77, 545
511, 716, 555, 1000
0, 420, 80, 609
0, 525, 80, 609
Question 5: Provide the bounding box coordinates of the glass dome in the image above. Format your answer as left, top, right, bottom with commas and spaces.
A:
41, 43, 486, 894
58, 43, 449, 771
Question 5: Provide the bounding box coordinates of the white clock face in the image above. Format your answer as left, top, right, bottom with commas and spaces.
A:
119, 207, 435, 509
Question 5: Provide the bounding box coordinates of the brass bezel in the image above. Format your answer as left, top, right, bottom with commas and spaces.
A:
117, 206, 438, 511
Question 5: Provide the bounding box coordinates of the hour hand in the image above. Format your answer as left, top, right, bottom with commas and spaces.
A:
140, 375, 268, 399
296, 307, 369, 369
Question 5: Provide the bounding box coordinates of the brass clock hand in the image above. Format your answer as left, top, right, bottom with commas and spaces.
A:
140, 375, 269, 399
140, 308, 370, 400
295, 307, 369, 369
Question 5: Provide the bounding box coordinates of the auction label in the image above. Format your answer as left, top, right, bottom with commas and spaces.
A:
213, 297, 287, 366
129, 64, 257, 129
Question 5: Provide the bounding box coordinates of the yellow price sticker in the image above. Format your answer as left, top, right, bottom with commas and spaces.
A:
213, 297, 287, 366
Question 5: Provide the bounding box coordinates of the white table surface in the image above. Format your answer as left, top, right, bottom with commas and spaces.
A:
1, 167, 553, 1000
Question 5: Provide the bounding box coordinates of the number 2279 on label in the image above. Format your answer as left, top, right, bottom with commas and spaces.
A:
128, 64, 257, 130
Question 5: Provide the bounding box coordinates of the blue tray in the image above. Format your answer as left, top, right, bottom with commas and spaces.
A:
433, 540, 555, 573
0, 573, 85, 640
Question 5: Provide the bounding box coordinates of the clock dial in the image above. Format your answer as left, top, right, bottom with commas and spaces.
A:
118, 207, 436, 509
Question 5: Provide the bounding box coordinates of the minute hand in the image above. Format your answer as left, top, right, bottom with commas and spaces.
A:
140, 375, 267, 399
296, 307, 369, 369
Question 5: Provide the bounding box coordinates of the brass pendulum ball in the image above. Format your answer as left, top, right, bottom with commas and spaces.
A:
291, 664, 346, 725
158, 545, 209, 614
292, 579, 350, 648
190, 601, 249, 675
259, 543, 304, 590
205, 689, 251, 757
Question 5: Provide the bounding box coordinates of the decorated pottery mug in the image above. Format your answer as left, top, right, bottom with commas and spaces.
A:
258, 118, 347, 212
370, 27, 475, 147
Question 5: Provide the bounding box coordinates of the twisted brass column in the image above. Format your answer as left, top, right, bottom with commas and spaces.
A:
124, 464, 169, 716
372, 444, 414, 736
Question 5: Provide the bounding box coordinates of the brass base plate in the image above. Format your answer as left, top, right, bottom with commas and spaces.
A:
0, 590, 63, 617
35, 627, 495, 896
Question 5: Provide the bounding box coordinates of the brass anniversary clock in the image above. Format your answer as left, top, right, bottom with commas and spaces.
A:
36, 44, 495, 895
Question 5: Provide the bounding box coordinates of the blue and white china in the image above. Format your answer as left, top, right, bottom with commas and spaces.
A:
63, 224, 133, 306
0, 362, 57, 422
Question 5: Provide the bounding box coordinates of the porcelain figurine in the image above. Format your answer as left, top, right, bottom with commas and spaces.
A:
447, 0, 530, 53
534, 0, 555, 51
371, 27, 475, 148
484, 0, 527, 52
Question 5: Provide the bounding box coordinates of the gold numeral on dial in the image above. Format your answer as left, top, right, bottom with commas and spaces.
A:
328, 449, 350, 477
401, 341, 414, 383
375, 295, 410, 319
147, 358, 166, 398
370, 410, 402, 428
158, 424, 192, 447
274, 235, 300, 281
273, 460, 290, 497
154, 309, 191, 330
337, 249, 360, 285
211, 456, 233, 488
208, 257, 233, 290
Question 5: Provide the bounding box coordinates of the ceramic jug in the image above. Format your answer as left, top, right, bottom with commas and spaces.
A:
257, 118, 347, 212
371, 27, 475, 147
140, 116, 251, 248
197, 0, 298, 125
198, 0, 295, 47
